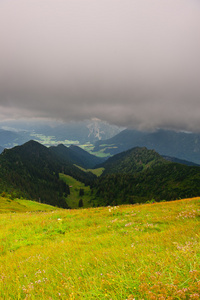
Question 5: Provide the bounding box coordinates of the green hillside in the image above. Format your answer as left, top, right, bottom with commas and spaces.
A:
50, 144, 105, 169
100, 147, 169, 175
92, 147, 200, 206
0, 140, 96, 208
0, 195, 56, 213
93, 163, 200, 206
0, 141, 70, 207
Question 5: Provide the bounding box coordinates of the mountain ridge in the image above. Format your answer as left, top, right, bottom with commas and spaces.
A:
49, 144, 105, 169
94, 129, 200, 164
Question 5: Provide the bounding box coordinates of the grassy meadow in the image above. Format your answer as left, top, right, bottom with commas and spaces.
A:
0, 196, 56, 213
0, 197, 200, 299
59, 174, 92, 209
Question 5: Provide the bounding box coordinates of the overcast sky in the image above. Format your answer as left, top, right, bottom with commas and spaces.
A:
0, 0, 200, 131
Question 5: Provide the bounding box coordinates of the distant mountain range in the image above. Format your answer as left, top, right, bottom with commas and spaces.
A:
0, 129, 31, 148
2, 121, 200, 166
0, 119, 123, 147
161, 155, 199, 166
94, 129, 200, 164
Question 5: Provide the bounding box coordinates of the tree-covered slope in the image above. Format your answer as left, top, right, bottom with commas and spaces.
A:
92, 163, 200, 206
91, 147, 200, 206
0, 140, 96, 207
0, 140, 70, 207
100, 147, 169, 175
49, 144, 105, 169
69, 145, 106, 167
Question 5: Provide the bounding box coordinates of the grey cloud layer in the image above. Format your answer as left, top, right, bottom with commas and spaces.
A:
0, 0, 200, 131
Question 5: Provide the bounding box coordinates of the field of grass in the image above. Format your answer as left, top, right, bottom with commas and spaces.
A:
0, 196, 56, 213
0, 197, 200, 299
74, 165, 104, 177
59, 174, 92, 208
88, 168, 104, 177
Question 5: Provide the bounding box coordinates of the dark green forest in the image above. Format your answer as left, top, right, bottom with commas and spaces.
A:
0, 140, 200, 208
91, 147, 200, 206
91, 164, 200, 206
99, 147, 170, 175
0, 141, 95, 207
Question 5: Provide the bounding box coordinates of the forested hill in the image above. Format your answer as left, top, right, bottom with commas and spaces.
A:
49, 144, 105, 169
94, 129, 200, 164
92, 147, 200, 206
0, 140, 96, 207
99, 147, 169, 175
69, 145, 106, 167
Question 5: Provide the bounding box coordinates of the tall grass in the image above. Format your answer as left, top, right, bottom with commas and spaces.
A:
0, 197, 200, 299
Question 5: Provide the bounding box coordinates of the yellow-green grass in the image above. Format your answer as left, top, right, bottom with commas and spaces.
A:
0, 196, 56, 213
59, 174, 92, 208
74, 164, 104, 177
1, 197, 200, 299
88, 167, 104, 176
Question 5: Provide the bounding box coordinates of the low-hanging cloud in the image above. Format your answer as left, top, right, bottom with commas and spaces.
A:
0, 0, 200, 131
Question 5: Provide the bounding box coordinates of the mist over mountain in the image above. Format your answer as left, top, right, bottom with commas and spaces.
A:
0, 119, 123, 147
0, 128, 31, 148
94, 129, 200, 164
161, 155, 200, 167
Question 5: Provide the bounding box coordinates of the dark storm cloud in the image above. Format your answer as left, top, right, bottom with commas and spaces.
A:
0, 0, 200, 131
